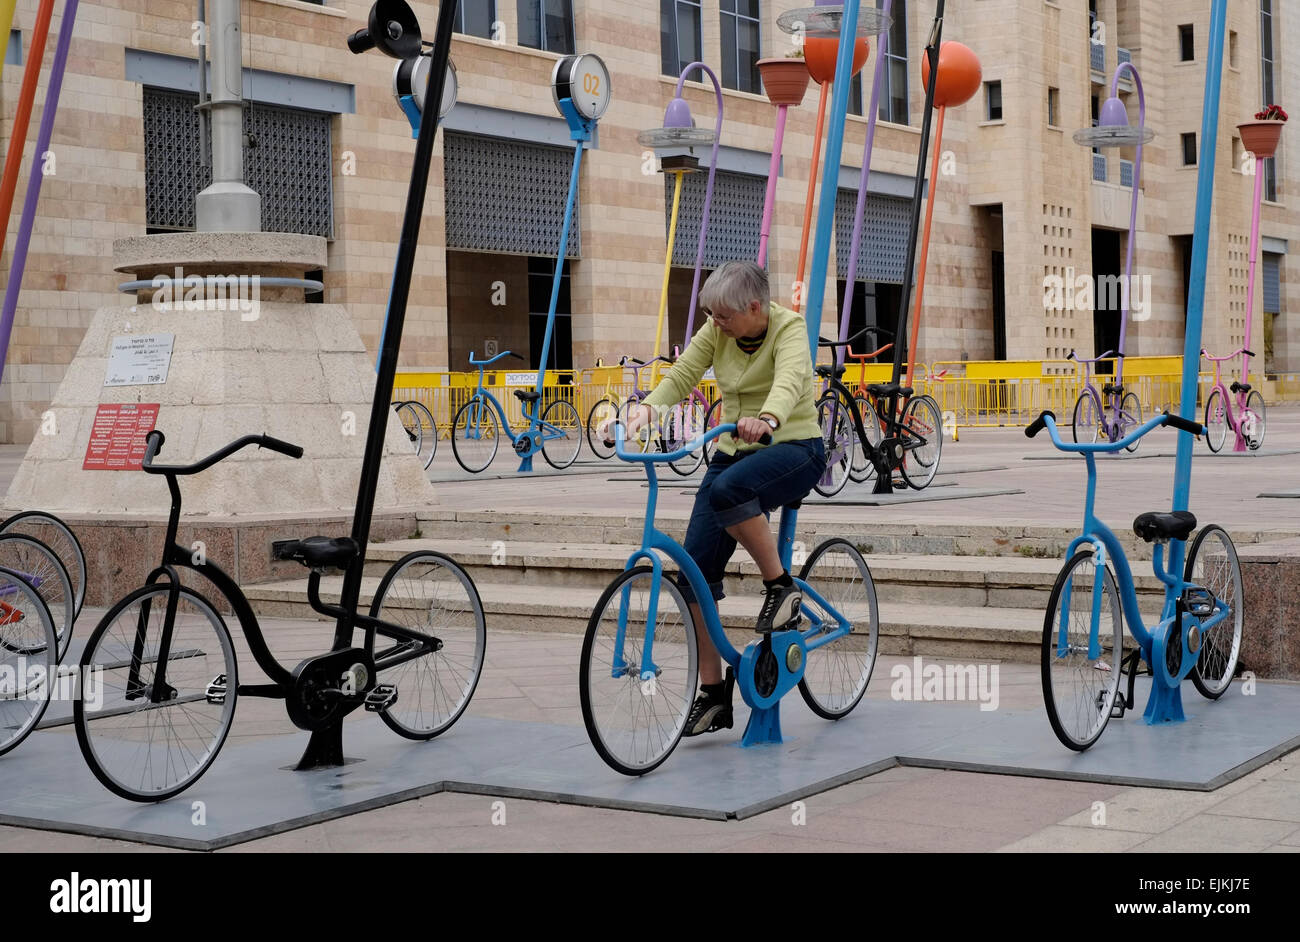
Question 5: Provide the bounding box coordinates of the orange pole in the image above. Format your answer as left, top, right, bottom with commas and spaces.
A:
793, 81, 830, 313
904, 105, 946, 389
0, 0, 57, 250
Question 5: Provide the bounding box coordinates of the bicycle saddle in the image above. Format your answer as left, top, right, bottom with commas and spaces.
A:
272, 536, 360, 571
1102, 383, 1124, 396
1132, 511, 1196, 544
513, 389, 542, 403
1230, 381, 1253, 394
865, 383, 913, 398
815, 364, 847, 378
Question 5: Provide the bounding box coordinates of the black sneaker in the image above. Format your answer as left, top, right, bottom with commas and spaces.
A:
756, 582, 801, 633
683, 667, 734, 737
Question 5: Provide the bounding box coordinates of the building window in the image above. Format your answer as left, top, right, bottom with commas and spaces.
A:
661, 1, 702, 77
1181, 132, 1198, 166
719, 0, 760, 94
848, 72, 865, 116
985, 81, 1003, 121
518, 0, 575, 55
142, 87, 334, 237
1261, 0, 1278, 201
1178, 24, 1194, 62
457, 2, 497, 39
878, 0, 908, 125
1229, 30, 1238, 68
528, 257, 572, 371
5, 29, 20, 66
1047, 87, 1060, 127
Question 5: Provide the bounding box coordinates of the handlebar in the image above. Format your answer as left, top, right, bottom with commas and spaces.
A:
817, 325, 893, 349
143, 429, 304, 476
1068, 349, 1114, 364
613, 422, 771, 463
468, 350, 524, 367
1025, 410, 1204, 452
1202, 347, 1252, 363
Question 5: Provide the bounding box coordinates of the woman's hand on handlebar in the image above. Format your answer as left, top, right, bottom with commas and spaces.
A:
734, 416, 772, 444
599, 403, 653, 443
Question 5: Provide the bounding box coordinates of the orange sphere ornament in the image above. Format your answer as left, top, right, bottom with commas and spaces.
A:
803, 36, 870, 87
920, 41, 982, 108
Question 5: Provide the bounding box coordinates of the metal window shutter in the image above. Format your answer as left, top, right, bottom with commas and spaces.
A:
666, 170, 764, 267
142, 87, 334, 238
443, 132, 580, 257
835, 188, 911, 283
1263, 252, 1281, 313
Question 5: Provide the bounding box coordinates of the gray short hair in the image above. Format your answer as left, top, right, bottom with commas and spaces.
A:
699, 260, 770, 315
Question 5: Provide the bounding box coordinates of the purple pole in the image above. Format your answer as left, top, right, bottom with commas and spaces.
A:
676, 62, 723, 344
0, 0, 80, 385
1110, 62, 1145, 391
757, 105, 788, 267
835, 0, 893, 366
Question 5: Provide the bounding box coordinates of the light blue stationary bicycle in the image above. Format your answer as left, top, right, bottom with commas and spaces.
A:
579, 423, 879, 775
450, 349, 582, 473
1026, 410, 1243, 750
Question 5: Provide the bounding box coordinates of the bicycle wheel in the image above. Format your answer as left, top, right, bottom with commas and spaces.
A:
666, 398, 706, 477
1041, 550, 1124, 751
797, 539, 878, 719
586, 397, 621, 460
368, 550, 486, 739
541, 399, 582, 469
406, 400, 437, 468
451, 397, 500, 473
74, 583, 238, 801
1119, 392, 1143, 454
1243, 390, 1266, 451
1071, 391, 1102, 444
394, 401, 423, 458
815, 392, 853, 497
616, 398, 656, 455
899, 395, 942, 490
848, 394, 880, 484
0, 534, 74, 662
702, 399, 724, 466
0, 565, 56, 758
580, 565, 697, 776
1, 511, 86, 619
1203, 388, 1228, 453
1185, 525, 1242, 700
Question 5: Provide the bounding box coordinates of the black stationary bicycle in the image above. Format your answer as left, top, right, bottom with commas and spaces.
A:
72, 430, 486, 801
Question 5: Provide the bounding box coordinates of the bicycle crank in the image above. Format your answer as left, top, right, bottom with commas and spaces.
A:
287, 647, 375, 730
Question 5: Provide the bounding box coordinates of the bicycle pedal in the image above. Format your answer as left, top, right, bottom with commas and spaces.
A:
1110, 692, 1127, 718
206, 674, 228, 705
364, 684, 398, 713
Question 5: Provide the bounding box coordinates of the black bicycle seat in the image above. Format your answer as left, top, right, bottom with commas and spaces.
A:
1132, 511, 1197, 544
866, 383, 913, 398
272, 537, 359, 571
513, 389, 542, 403
1230, 381, 1253, 394
1102, 383, 1125, 396
815, 364, 847, 379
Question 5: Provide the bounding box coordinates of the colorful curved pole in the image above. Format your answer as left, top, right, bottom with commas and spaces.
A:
1234, 125, 1272, 451
903, 103, 945, 388
675, 62, 724, 350
0, 0, 78, 385
757, 103, 788, 267
794, 81, 830, 312
0, 0, 56, 251
835, 0, 893, 364
652, 169, 687, 370
1111, 62, 1146, 394
1172, 0, 1226, 519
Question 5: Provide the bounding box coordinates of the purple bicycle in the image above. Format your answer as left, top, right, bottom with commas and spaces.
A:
1068, 349, 1143, 453
612, 355, 716, 477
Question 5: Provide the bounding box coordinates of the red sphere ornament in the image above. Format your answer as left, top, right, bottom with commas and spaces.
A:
803, 36, 870, 87
920, 41, 982, 109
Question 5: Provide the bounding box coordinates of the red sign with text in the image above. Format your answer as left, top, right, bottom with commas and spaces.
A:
82, 403, 160, 471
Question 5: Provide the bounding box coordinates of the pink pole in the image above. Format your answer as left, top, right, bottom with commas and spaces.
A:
1235, 159, 1266, 451
757, 105, 788, 267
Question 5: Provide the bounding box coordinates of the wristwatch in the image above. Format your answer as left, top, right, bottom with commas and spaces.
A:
762, 416, 779, 432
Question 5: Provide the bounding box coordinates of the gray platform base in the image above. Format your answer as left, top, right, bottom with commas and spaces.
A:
1, 677, 1296, 851
1258, 490, 1300, 498
428, 461, 637, 484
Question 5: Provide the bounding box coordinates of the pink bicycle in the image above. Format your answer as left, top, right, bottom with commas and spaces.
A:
1200, 347, 1266, 452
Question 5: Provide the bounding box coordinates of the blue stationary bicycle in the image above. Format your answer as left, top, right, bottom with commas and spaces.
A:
1026, 410, 1243, 750
449, 350, 582, 473
579, 423, 879, 775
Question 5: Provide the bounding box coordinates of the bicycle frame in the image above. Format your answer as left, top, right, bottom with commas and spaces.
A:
610, 424, 851, 745
1038, 413, 1229, 724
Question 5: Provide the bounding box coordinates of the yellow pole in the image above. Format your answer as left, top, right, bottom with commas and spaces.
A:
651, 169, 686, 384
0, 0, 17, 83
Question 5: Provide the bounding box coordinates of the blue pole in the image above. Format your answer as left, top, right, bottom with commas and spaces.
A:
1170, 0, 1226, 535
521, 114, 584, 472
802, 0, 863, 361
